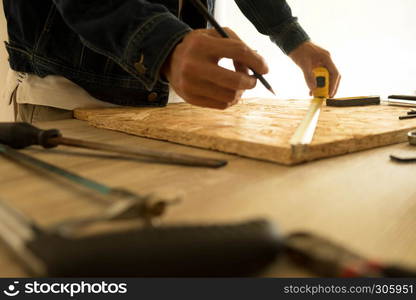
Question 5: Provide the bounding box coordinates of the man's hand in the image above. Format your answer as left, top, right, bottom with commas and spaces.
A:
161, 28, 269, 109
289, 41, 341, 98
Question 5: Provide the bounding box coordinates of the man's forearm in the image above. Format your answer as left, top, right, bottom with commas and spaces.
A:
233, 0, 310, 54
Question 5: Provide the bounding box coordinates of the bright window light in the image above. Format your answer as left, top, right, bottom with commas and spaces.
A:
216, 0, 416, 99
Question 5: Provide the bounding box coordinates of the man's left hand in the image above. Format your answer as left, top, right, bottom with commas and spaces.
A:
289, 41, 340, 98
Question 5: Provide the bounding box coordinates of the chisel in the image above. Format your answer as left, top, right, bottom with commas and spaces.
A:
290, 67, 330, 158
0, 122, 227, 168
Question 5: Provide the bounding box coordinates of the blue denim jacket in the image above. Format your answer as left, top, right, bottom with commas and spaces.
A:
3, 0, 309, 107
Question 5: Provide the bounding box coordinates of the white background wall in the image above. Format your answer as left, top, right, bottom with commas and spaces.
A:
216, 0, 416, 99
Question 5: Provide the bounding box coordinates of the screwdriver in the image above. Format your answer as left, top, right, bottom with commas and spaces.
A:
0, 122, 227, 168
285, 232, 416, 277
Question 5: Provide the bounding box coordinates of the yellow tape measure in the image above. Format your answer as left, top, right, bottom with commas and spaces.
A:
312, 67, 330, 98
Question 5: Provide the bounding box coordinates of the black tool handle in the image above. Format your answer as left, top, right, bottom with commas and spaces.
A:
383, 265, 416, 278
24, 220, 281, 277
0, 122, 61, 149
388, 95, 416, 101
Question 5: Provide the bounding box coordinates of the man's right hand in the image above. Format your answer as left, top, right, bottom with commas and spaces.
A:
161, 28, 269, 109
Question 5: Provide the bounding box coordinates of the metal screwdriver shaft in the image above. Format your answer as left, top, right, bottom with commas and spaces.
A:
189, 0, 276, 96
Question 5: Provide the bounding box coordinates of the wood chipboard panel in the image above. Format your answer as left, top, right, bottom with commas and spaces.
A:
74, 98, 416, 165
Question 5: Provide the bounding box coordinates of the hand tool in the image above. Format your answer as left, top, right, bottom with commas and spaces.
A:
388, 95, 416, 101
188, 0, 276, 96
285, 232, 416, 277
0, 122, 227, 168
386, 98, 416, 107
0, 144, 170, 225
389, 130, 416, 162
326, 96, 380, 107
390, 155, 416, 163
290, 67, 330, 157
408, 130, 416, 145
0, 200, 281, 277
398, 108, 416, 120
52, 196, 178, 236
399, 115, 416, 120
2, 198, 415, 278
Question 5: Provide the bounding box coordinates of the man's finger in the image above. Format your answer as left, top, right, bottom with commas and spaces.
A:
330, 74, 341, 98
199, 35, 269, 75
326, 63, 340, 98
184, 78, 243, 104
331, 70, 341, 98
198, 63, 257, 91
305, 70, 316, 94
233, 60, 249, 75
184, 93, 234, 110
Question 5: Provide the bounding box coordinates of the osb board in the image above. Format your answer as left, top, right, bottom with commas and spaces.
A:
74, 98, 416, 165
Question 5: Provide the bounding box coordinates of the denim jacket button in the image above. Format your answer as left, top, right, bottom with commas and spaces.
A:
134, 62, 146, 74
134, 53, 146, 74
147, 92, 158, 102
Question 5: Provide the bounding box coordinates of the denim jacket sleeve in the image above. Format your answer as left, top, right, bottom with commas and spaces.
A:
234, 0, 310, 54
52, 0, 192, 90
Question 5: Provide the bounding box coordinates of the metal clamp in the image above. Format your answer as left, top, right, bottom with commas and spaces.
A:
407, 130, 416, 145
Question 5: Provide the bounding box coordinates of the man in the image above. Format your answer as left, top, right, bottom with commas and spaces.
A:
2, 0, 340, 122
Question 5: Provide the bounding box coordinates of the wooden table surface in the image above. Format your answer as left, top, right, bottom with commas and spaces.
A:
1, 119, 416, 277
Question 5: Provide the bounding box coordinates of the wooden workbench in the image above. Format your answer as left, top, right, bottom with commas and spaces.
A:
1, 119, 416, 277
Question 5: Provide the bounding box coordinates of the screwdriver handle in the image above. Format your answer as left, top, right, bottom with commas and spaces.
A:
0, 122, 61, 149
382, 265, 416, 278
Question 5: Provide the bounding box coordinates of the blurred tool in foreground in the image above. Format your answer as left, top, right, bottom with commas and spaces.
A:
285, 232, 416, 277
0, 122, 227, 168
0, 202, 281, 277
0, 200, 415, 277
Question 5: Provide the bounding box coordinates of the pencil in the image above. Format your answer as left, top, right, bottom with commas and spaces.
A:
188, 0, 276, 96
